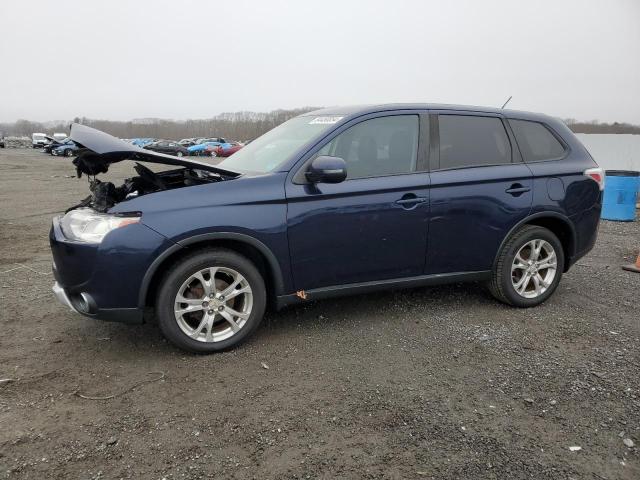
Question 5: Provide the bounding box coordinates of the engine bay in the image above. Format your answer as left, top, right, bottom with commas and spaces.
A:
70, 162, 224, 213
62, 124, 241, 213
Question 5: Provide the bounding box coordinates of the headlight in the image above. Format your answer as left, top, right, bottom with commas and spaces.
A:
60, 208, 140, 244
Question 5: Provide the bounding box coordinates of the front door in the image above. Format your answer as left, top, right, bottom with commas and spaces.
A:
285, 114, 431, 291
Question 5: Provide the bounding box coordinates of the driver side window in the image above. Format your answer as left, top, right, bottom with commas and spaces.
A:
317, 115, 419, 179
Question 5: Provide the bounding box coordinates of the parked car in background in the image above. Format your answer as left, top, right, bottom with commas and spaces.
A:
32, 133, 48, 148
210, 142, 243, 157
204, 137, 227, 144
131, 138, 156, 148
178, 138, 200, 148
53, 133, 68, 142
52, 140, 78, 157
143, 140, 190, 157
50, 104, 603, 353
43, 135, 67, 153
187, 138, 227, 156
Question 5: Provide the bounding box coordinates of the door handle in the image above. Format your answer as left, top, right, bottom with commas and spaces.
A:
505, 184, 531, 196
395, 195, 428, 206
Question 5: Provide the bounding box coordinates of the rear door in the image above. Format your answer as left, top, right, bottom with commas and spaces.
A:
286, 113, 431, 291
427, 112, 533, 274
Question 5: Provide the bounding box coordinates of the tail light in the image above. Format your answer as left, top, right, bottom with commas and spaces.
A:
584, 167, 605, 191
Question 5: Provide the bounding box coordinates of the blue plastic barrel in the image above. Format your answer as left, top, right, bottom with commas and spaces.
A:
601, 170, 639, 221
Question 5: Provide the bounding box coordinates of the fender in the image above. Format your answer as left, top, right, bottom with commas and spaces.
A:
492, 211, 577, 271
137, 232, 286, 308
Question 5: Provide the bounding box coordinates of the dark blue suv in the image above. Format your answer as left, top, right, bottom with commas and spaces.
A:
51, 104, 603, 352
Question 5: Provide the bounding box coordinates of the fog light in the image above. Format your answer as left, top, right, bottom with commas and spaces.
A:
70, 292, 96, 314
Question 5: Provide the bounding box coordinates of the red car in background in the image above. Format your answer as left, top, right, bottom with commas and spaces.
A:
207, 142, 243, 157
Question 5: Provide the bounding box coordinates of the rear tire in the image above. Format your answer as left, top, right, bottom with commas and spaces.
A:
489, 225, 564, 307
156, 249, 266, 353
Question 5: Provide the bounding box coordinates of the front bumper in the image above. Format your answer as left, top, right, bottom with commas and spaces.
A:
52, 268, 145, 324
50, 215, 175, 324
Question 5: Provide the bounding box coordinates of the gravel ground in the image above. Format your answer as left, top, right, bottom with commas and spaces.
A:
0, 148, 638, 479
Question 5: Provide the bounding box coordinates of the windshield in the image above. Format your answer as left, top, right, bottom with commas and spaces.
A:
217, 116, 341, 173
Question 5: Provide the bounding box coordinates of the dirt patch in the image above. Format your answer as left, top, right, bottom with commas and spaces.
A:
0, 149, 638, 479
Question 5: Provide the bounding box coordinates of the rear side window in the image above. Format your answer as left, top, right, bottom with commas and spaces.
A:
510, 119, 566, 162
438, 115, 511, 169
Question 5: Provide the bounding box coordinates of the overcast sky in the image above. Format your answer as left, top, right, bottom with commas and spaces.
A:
0, 0, 638, 123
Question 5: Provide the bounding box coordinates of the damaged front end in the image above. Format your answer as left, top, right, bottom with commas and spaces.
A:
67, 124, 241, 213
51, 124, 243, 323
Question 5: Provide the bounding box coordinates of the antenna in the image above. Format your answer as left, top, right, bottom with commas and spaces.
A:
501, 96, 513, 109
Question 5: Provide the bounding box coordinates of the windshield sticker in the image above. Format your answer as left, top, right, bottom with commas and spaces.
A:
309, 116, 343, 125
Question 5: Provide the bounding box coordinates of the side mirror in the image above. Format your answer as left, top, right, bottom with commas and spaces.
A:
305, 156, 347, 184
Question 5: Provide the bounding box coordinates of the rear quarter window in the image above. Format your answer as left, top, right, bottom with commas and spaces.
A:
509, 119, 566, 162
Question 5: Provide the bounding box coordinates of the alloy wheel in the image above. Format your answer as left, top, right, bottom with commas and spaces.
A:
511, 239, 558, 298
174, 266, 253, 343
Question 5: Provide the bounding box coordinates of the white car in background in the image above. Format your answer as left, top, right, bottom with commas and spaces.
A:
32, 133, 48, 148
53, 133, 68, 142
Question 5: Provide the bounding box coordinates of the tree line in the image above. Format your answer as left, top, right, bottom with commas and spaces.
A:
562, 119, 640, 135
0, 107, 319, 141
1, 110, 639, 139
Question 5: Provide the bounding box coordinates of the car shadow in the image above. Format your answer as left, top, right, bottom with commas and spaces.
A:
70, 281, 496, 356
255, 281, 495, 337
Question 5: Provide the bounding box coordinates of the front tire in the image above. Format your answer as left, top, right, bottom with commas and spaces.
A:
489, 225, 564, 307
156, 249, 266, 353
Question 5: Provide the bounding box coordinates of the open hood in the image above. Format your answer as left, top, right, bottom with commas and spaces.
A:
45, 135, 67, 146
69, 123, 240, 178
